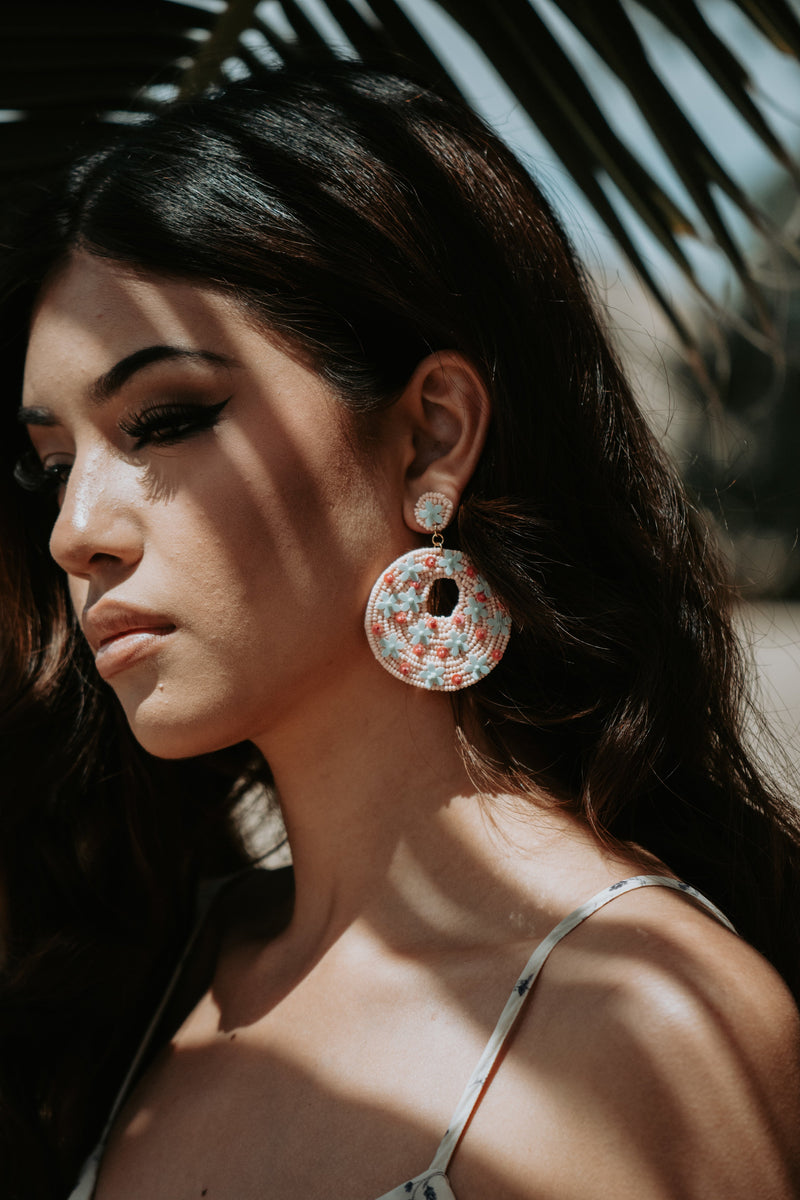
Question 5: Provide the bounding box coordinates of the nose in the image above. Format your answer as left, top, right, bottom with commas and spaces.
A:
49, 447, 143, 579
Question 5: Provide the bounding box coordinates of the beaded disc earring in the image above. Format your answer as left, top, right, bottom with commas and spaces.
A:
364, 490, 511, 691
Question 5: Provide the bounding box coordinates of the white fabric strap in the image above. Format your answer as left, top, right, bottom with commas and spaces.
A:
427, 874, 736, 1174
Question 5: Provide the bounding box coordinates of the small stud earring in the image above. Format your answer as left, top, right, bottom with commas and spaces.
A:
364, 490, 511, 691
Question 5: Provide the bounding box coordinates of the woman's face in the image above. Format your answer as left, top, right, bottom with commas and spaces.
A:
21, 252, 406, 758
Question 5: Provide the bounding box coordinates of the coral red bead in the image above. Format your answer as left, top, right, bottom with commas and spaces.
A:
475, 627, 487, 641
372, 623, 382, 636
476, 592, 487, 602
384, 572, 395, 585
466, 566, 475, 577
491, 649, 503, 661
395, 613, 407, 624
452, 674, 463, 686
400, 664, 410, 675
426, 619, 437, 629
425, 555, 437, 568
454, 615, 464, 628
413, 645, 425, 657
436, 647, 448, 659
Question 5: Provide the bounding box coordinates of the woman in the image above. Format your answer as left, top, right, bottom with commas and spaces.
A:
2, 64, 800, 1199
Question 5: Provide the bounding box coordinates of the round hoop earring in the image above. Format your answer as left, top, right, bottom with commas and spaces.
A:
364, 491, 511, 691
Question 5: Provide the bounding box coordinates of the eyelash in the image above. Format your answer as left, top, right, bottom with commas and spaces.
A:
14, 454, 70, 496
14, 398, 231, 497
118, 397, 230, 449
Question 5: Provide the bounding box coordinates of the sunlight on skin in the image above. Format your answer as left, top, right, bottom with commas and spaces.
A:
92, 882, 800, 1200
23, 251, 402, 761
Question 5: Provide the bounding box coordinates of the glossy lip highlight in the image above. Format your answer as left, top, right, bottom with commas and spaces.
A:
83, 602, 176, 680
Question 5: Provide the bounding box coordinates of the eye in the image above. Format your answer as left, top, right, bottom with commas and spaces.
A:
13, 452, 71, 496
119, 397, 230, 450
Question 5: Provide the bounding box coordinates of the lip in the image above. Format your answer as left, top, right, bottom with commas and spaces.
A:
83, 602, 176, 680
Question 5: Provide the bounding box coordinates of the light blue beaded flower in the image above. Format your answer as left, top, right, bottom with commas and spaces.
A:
465, 595, 486, 621
379, 633, 402, 660
409, 625, 431, 647
376, 594, 399, 618
467, 652, 491, 678
397, 588, 421, 614
441, 549, 464, 577
487, 610, 511, 637
417, 497, 445, 530
421, 663, 445, 688
398, 561, 421, 583
444, 629, 467, 655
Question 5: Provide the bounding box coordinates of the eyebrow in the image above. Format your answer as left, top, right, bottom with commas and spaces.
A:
18, 345, 239, 427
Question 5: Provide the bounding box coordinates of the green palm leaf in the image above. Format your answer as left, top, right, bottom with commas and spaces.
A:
1, 0, 798, 350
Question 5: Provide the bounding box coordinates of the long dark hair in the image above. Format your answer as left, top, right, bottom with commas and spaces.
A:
2, 64, 799, 1197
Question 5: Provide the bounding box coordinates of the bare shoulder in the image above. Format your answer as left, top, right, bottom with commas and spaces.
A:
568, 882, 800, 1063
456, 883, 800, 1200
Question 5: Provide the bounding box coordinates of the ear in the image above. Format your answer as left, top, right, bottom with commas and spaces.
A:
396, 351, 491, 535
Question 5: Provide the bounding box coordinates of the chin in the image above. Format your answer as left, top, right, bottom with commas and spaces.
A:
115, 682, 249, 761
128, 720, 245, 761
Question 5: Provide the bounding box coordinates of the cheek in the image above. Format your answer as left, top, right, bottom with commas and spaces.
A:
94, 412, 393, 755
153, 452, 380, 707
192, 423, 380, 609
120, 505, 379, 758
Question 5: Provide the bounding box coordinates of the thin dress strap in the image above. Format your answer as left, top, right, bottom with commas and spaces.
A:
426, 874, 736, 1174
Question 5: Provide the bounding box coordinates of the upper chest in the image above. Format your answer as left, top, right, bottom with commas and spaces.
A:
89, 876, 707, 1200
92, 935, 558, 1200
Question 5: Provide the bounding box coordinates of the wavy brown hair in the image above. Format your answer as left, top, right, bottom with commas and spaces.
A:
2, 64, 800, 1198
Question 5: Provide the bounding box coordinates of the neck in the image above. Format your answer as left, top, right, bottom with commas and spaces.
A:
250, 659, 579, 963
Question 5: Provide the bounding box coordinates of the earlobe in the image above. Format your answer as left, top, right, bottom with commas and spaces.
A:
399, 351, 491, 534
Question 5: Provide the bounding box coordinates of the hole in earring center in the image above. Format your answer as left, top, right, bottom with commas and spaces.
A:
427, 577, 459, 617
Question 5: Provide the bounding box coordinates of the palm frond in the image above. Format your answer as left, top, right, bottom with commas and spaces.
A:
554, 0, 779, 331
634, 0, 800, 184
2, 0, 799, 354
737, 0, 800, 55
178, 0, 262, 97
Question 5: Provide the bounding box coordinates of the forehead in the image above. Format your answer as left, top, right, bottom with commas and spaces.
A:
23, 252, 249, 401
